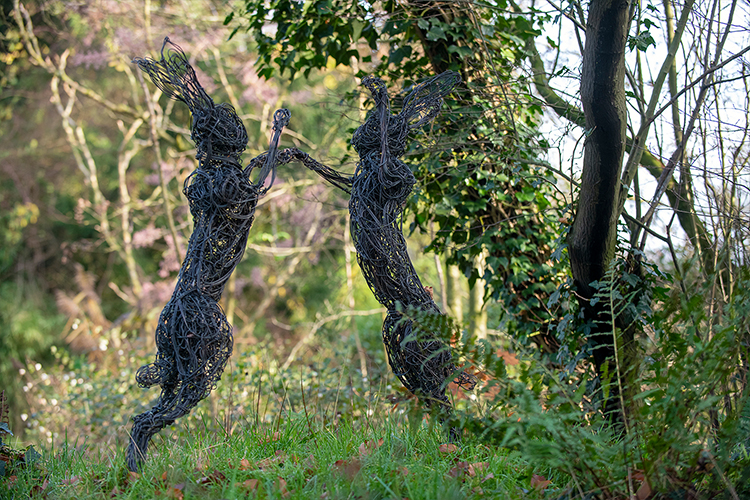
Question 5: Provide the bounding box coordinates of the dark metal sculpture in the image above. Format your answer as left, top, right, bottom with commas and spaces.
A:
296, 74, 476, 428
127, 38, 289, 471
349, 74, 476, 419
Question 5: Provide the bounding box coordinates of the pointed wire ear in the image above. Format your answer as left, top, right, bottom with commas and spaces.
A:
256, 108, 291, 191
132, 37, 214, 113
400, 71, 461, 130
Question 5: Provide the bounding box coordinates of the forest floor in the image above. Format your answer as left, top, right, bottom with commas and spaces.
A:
0, 409, 556, 500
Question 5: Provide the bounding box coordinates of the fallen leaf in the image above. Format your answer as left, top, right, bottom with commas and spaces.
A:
399, 466, 410, 476
636, 478, 652, 500
531, 474, 551, 492
166, 483, 185, 499
61, 476, 81, 485
278, 476, 290, 497
495, 349, 519, 366
439, 443, 459, 454
264, 431, 281, 443
472, 486, 484, 495
128, 471, 141, 483
481, 473, 495, 483
358, 438, 385, 457
30, 478, 49, 496
333, 458, 362, 480
109, 486, 121, 498
467, 462, 489, 477
448, 462, 468, 478
235, 478, 259, 491
196, 469, 226, 485
161, 471, 168, 482
257, 450, 286, 469
8, 475, 17, 487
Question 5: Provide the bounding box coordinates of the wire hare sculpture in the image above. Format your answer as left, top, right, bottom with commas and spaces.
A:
348, 74, 476, 428
298, 73, 477, 430
127, 38, 289, 471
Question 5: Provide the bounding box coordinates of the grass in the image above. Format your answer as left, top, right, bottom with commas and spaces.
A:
0, 406, 543, 500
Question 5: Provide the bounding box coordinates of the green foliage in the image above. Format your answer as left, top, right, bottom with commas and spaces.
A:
454, 256, 750, 497
233, 0, 566, 340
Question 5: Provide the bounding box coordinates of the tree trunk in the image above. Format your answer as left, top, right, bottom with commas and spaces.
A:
446, 257, 463, 322
569, 0, 632, 420
468, 251, 488, 341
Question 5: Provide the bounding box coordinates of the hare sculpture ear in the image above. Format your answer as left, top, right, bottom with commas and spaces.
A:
133, 37, 214, 114
400, 71, 461, 131
255, 108, 291, 192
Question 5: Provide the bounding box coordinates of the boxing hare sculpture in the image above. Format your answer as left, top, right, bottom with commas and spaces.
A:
127, 38, 288, 471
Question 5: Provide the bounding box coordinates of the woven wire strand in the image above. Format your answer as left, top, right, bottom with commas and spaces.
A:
127, 38, 289, 471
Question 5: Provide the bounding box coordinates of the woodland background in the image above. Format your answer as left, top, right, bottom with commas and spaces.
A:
1, 0, 749, 497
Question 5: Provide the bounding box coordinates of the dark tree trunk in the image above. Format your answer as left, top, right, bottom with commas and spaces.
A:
568, 0, 632, 420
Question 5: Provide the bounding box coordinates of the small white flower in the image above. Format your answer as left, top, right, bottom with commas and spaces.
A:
21, 413, 28, 421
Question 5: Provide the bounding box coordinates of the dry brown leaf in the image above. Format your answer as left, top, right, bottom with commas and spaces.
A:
109, 486, 121, 498
257, 450, 286, 469
400, 466, 410, 476
166, 483, 185, 499
61, 476, 81, 485
481, 473, 495, 483
448, 461, 470, 478
196, 470, 226, 486
439, 443, 459, 454
7, 475, 17, 488
278, 476, 290, 497
234, 478, 260, 492
496, 349, 519, 366
472, 486, 484, 495
333, 458, 362, 480
531, 474, 552, 491
128, 471, 141, 482
358, 438, 385, 457
467, 462, 489, 477
636, 478, 653, 500
239, 458, 253, 471
30, 478, 49, 496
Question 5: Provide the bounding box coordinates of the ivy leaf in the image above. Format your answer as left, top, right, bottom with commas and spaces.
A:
426, 25, 446, 41
628, 31, 656, 52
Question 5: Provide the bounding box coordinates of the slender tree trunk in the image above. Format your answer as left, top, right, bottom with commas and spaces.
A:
468, 251, 487, 341
446, 257, 463, 322
569, 0, 632, 420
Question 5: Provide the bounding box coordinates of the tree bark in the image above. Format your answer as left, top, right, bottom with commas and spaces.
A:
569, 0, 631, 418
